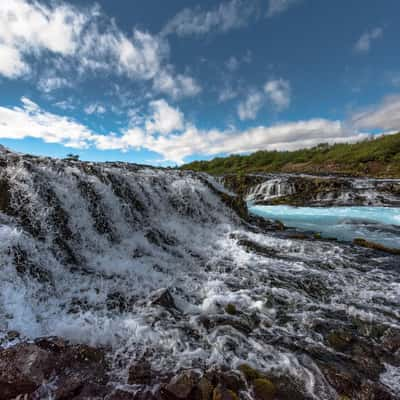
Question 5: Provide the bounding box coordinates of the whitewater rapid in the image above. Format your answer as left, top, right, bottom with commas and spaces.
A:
0, 149, 399, 398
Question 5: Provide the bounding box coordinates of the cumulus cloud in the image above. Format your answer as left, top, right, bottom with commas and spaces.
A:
0, 43, 30, 78
0, 0, 200, 99
153, 69, 201, 99
145, 100, 184, 135
1, 95, 398, 164
162, 0, 257, 37
354, 27, 383, 53
264, 79, 291, 110
267, 0, 300, 17
237, 91, 264, 120
0, 97, 94, 148
351, 95, 400, 132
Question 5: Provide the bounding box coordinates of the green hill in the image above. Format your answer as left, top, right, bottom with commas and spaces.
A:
181, 133, 400, 177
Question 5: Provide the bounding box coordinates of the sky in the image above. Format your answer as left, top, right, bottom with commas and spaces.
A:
0, 0, 400, 165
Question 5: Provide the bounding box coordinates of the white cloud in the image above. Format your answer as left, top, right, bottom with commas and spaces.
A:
145, 100, 184, 135
152, 69, 201, 99
351, 94, 400, 132
0, 97, 94, 148
0, 0, 199, 99
0, 43, 30, 78
37, 75, 71, 93
162, 0, 257, 37
354, 27, 383, 53
237, 91, 264, 120
84, 103, 106, 115
264, 79, 291, 110
267, 0, 300, 17
2, 95, 398, 164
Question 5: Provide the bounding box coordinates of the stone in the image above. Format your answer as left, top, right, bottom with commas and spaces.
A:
0, 338, 108, 400
150, 288, 177, 310
252, 378, 277, 400
163, 370, 199, 399
212, 385, 239, 400
128, 361, 153, 385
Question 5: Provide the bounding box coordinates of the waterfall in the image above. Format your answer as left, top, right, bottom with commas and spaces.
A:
247, 178, 296, 202
0, 149, 399, 398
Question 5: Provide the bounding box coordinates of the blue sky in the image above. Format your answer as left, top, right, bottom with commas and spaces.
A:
0, 0, 399, 165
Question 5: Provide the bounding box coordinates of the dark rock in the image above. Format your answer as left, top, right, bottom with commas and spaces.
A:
225, 304, 237, 316
353, 238, 400, 255
163, 370, 199, 399
150, 288, 177, 310
212, 385, 239, 400
0, 178, 10, 212
0, 338, 108, 400
237, 239, 278, 257
252, 378, 277, 400
128, 361, 154, 385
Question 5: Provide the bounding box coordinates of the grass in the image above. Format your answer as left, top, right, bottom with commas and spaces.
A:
181, 133, 400, 177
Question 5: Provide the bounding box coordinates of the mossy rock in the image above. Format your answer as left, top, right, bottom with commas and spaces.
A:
327, 331, 352, 351
252, 378, 277, 400
225, 303, 237, 315
353, 238, 400, 255
212, 385, 239, 400
238, 364, 263, 381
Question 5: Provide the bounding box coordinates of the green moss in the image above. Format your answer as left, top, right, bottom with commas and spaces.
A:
252, 378, 277, 400
238, 364, 263, 381
225, 303, 237, 315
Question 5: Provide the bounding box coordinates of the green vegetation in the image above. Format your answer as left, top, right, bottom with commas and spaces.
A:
181, 133, 400, 177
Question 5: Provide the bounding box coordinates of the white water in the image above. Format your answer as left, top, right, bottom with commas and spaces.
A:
0, 151, 399, 398
250, 205, 400, 249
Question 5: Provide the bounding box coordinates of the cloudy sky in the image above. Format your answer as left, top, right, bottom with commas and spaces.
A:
1, 0, 399, 164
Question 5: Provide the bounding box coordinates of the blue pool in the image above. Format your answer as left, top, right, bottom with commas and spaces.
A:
249, 205, 400, 249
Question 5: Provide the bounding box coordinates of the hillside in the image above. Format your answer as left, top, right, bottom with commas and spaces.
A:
181, 132, 400, 177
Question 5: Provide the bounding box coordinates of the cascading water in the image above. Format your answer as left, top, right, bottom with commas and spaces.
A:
0, 149, 399, 399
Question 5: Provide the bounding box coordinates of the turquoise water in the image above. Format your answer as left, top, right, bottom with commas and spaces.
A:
249, 205, 400, 249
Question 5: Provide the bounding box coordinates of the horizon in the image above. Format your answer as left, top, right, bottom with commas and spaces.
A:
1, 0, 400, 166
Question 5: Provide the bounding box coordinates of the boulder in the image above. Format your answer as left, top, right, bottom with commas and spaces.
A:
0, 338, 108, 400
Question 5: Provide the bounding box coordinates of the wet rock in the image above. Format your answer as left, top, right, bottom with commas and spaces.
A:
150, 288, 177, 310
225, 303, 237, 316
107, 291, 136, 313
382, 328, 400, 353
0, 338, 108, 400
163, 370, 199, 399
252, 378, 277, 400
353, 238, 400, 255
0, 343, 53, 399
197, 376, 214, 400
327, 330, 353, 352
0, 178, 10, 212
200, 314, 257, 335
212, 385, 239, 400
237, 239, 278, 257
128, 361, 154, 385
238, 364, 264, 382
13, 246, 53, 284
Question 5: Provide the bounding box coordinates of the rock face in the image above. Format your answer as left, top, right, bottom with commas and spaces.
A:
222, 173, 400, 206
